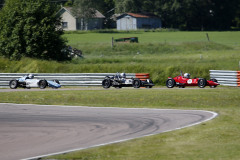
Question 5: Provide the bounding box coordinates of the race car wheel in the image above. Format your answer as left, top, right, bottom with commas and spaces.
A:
133, 79, 141, 88
209, 79, 218, 88
210, 85, 217, 88
166, 79, 175, 88
9, 80, 18, 89
39, 80, 47, 89
102, 79, 111, 89
198, 78, 207, 88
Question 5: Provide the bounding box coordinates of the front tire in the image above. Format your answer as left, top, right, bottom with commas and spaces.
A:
166, 79, 175, 88
102, 79, 111, 89
210, 85, 217, 88
146, 86, 152, 88
39, 80, 47, 89
198, 78, 207, 88
133, 79, 141, 88
9, 80, 18, 89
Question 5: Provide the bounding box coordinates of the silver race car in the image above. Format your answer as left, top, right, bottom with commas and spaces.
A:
9, 74, 61, 89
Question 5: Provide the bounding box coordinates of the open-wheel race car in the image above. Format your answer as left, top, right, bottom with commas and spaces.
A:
102, 73, 154, 89
166, 72, 219, 88
9, 74, 61, 89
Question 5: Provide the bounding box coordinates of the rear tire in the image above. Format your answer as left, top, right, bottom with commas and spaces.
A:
133, 79, 141, 88
102, 79, 111, 89
39, 80, 47, 89
166, 79, 175, 88
9, 80, 18, 89
198, 78, 207, 88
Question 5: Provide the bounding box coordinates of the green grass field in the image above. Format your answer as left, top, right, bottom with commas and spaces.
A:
64, 31, 240, 46
0, 87, 240, 160
1, 31, 240, 85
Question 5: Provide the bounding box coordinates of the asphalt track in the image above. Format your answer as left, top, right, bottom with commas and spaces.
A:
0, 103, 217, 160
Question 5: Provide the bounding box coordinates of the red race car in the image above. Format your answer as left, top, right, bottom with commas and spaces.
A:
166, 73, 220, 88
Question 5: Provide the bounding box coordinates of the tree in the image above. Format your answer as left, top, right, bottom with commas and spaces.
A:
72, 0, 99, 19
115, 0, 142, 13
72, 0, 99, 30
0, 0, 70, 61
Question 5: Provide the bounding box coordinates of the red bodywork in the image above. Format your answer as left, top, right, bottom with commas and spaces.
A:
168, 76, 219, 87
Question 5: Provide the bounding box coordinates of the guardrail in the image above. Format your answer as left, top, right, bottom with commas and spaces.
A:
0, 73, 150, 88
210, 70, 240, 87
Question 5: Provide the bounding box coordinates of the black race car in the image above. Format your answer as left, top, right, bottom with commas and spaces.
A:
102, 73, 154, 89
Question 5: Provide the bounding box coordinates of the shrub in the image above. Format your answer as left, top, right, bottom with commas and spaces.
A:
0, 0, 70, 61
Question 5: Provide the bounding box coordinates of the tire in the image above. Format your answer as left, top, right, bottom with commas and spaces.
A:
166, 79, 175, 88
133, 79, 141, 88
9, 80, 18, 89
210, 79, 217, 88
146, 86, 152, 88
148, 79, 153, 84
39, 80, 47, 89
210, 85, 217, 88
198, 78, 207, 88
102, 79, 111, 89
146, 79, 153, 88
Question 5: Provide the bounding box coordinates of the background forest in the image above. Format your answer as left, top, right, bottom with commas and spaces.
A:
1, 0, 240, 30
64, 0, 239, 30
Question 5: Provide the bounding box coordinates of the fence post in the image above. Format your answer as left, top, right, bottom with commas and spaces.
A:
206, 33, 210, 42
111, 37, 114, 48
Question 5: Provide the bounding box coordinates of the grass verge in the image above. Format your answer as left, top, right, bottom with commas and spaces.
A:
0, 87, 240, 160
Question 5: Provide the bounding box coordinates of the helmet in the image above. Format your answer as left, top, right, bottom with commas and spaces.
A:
120, 73, 126, 78
29, 74, 34, 79
184, 73, 190, 79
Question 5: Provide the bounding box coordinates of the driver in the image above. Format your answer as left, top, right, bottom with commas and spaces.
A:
28, 74, 34, 79
120, 72, 126, 79
183, 73, 190, 79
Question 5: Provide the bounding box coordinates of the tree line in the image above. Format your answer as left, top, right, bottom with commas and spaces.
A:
1, 0, 239, 30
66, 0, 240, 31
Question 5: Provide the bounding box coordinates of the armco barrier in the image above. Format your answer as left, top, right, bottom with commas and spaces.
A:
210, 70, 240, 87
0, 73, 150, 88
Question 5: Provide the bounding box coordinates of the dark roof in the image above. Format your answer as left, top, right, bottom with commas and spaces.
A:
61, 7, 105, 18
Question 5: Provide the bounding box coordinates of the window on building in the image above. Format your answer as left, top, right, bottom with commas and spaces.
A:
62, 22, 68, 29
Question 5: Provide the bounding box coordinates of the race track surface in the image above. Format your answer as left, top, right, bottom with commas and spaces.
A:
0, 103, 217, 160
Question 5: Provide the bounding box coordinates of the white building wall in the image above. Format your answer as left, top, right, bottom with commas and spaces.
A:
117, 16, 137, 30
61, 11, 77, 31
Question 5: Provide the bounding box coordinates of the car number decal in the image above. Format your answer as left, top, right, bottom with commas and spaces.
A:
187, 79, 192, 84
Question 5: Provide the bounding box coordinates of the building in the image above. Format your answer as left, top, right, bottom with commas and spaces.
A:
116, 13, 161, 30
57, 7, 105, 31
